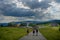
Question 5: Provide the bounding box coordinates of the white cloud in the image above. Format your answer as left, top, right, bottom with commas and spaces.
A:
0, 16, 19, 23
12, 0, 30, 9
0, 15, 50, 23
46, 1, 60, 20
0, 15, 34, 23
38, 0, 42, 2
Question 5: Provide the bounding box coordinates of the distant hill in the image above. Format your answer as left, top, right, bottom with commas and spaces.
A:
51, 20, 60, 23
0, 23, 8, 26
0, 20, 60, 26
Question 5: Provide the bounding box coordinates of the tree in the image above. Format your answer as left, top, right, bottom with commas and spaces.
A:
29, 23, 35, 26
20, 23, 26, 26
59, 28, 60, 31
8, 22, 16, 27
0, 24, 3, 27
8, 22, 12, 27
58, 24, 60, 31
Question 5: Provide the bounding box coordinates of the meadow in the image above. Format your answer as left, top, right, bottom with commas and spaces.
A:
39, 27, 60, 40
0, 26, 60, 40
0, 27, 31, 40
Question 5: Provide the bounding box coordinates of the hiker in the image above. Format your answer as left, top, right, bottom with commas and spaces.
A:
32, 25, 39, 36
27, 28, 29, 34
33, 29, 35, 36
35, 26, 38, 36
36, 29, 38, 36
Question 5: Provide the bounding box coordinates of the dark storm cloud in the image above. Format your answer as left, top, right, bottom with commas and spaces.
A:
55, 0, 60, 3
19, 0, 51, 9
0, 0, 52, 17
0, 0, 35, 17
3, 8, 35, 17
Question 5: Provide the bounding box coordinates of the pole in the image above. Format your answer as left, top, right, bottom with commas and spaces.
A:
27, 22, 29, 27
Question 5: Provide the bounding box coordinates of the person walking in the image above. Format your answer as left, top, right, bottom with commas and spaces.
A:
32, 25, 39, 36
27, 28, 29, 34
33, 29, 35, 36
36, 29, 38, 36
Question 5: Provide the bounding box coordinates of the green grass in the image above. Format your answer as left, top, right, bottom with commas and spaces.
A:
0, 27, 31, 40
39, 27, 60, 40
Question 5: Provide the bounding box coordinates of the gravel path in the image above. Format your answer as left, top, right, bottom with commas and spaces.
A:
19, 31, 47, 40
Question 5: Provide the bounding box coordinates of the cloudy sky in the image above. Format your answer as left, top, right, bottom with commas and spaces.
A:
0, 0, 60, 23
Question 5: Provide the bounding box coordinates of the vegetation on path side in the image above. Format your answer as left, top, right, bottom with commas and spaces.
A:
39, 27, 60, 40
0, 27, 32, 40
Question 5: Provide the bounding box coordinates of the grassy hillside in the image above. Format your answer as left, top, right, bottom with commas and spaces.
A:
0, 27, 30, 40
39, 27, 60, 40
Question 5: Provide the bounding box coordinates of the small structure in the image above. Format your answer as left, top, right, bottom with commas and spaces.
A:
50, 22, 59, 27
16, 23, 21, 27
27, 22, 29, 27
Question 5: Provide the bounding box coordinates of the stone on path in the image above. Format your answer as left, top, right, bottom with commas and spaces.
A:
19, 31, 47, 40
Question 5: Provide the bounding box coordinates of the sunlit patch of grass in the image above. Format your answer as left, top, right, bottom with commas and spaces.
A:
0, 27, 29, 40
39, 27, 60, 40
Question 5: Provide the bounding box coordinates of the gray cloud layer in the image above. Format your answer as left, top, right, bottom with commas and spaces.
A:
55, 0, 60, 3
19, 0, 51, 9
0, 0, 60, 22
0, 0, 52, 17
